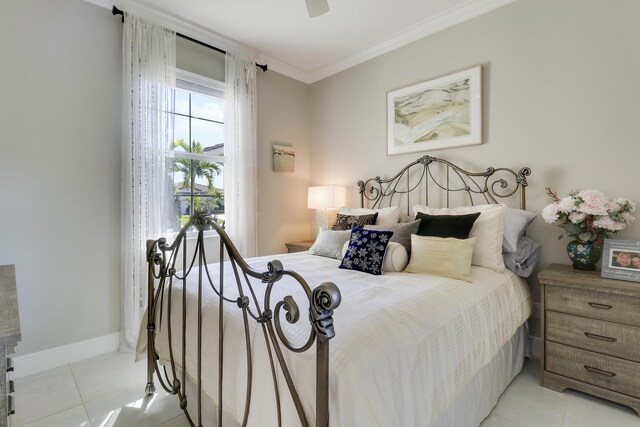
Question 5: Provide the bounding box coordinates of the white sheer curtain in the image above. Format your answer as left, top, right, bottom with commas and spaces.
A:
224, 53, 258, 257
121, 13, 176, 352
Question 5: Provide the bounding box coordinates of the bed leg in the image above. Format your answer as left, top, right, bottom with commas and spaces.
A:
312, 282, 341, 427
145, 381, 156, 396
146, 239, 158, 397
316, 339, 329, 427
145, 320, 156, 396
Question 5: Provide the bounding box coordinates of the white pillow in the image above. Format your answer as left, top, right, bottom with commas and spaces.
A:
398, 211, 414, 223
341, 241, 408, 272
412, 204, 507, 272
405, 235, 477, 282
503, 208, 537, 253
338, 206, 400, 226
309, 228, 351, 260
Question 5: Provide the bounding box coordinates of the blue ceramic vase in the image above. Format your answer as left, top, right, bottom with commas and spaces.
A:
567, 240, 602, 271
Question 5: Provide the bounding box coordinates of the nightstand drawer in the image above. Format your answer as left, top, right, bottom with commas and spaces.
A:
546, 341, 640, 398
546, 311, 640, 362
546, 284, 640, 327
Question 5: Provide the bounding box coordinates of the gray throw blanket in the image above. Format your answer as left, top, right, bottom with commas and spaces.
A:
503, 236, 541, 278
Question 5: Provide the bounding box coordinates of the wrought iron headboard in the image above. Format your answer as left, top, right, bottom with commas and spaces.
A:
145, 212, 341, 427
358, 155, 531, 213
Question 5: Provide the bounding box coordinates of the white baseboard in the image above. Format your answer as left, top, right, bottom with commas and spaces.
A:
11, 332, 541, 379
529, 335, 541, 359
12, 332, 120, 379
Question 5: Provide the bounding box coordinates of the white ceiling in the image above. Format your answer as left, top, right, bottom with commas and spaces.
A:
89, 0, 515, 83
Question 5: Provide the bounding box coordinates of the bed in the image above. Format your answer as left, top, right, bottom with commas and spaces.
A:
136, 155, 534, 427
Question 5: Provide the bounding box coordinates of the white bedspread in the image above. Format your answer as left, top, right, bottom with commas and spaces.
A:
136, 252, 533, 426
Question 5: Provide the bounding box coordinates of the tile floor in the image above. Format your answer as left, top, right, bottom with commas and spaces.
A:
10, 352, 640, 426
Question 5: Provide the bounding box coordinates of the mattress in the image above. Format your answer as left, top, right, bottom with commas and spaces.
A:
136, 251, 533, 426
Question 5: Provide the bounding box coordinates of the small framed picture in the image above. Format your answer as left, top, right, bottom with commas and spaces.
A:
273, 144, 295, 172
601, 238, 640, 283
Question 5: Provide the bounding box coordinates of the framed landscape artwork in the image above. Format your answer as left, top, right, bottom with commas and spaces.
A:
387, 66, 482, 155
601, 238, 640, 283
273, 144, 295, 172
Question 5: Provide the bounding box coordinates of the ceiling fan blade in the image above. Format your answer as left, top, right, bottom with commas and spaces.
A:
305, 0, 329, 17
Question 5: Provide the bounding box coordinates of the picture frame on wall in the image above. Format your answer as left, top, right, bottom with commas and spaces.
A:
601, 238, 640, 283
272, 144, 295, 172
387, 65, 482, 156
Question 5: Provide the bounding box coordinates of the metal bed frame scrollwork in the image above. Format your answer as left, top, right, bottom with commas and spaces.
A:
144, 155, 531, 427
358, 155, 531, 211
144, 213, 341, 427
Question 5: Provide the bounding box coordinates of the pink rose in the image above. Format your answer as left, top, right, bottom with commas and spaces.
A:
577, 189, 609, 216
593, 217, 625, 231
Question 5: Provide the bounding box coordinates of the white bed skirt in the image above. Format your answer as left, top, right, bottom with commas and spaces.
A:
174, 323, 530, 427
433, 323, 530, 427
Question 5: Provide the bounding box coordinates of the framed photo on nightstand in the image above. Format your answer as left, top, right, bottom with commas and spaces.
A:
601, 238, 640, 283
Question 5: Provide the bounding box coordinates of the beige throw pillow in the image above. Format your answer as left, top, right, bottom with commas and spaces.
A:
412, 204, 507, 273
405, 235, 477, 282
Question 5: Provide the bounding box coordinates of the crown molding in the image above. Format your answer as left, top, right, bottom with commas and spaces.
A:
83, 0, 514, 84
305, 0, 516, 83
257, 54, 316, 84
82, 0, 112, 9
85, 0, 258, 59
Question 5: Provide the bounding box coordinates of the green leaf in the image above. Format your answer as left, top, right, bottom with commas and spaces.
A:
578, 232, 593, 241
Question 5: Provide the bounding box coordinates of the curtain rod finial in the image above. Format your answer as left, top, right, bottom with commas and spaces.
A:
112, 5, 124, 22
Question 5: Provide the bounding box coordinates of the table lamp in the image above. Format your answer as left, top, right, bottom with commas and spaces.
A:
308, 186, 346, 234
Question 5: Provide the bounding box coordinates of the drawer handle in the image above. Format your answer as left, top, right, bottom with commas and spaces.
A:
6, 357, 14, 372
588, 302, 613, 310
9, 379, 14, 393
584, 365, 616, 377
8, 395, 15, 415
584, 332, 617, 342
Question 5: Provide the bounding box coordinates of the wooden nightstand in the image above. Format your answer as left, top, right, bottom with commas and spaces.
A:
539, 264, 640, 416
285, 240, 314, 253
1, 265, 20, 425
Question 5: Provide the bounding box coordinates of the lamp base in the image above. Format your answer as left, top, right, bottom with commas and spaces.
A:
314, 210, 338, 237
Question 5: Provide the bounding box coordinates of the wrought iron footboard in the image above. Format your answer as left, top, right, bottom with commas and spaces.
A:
144, 212, 341, 427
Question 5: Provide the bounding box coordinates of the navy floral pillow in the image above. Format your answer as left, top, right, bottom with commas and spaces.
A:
339, 227, 394, 276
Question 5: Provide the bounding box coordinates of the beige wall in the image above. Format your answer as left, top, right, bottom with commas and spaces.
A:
257, 71, 313, 255
0, 0, 122, 354
0, 0, 310, 356
6, 0, 639, 354
176, 37, 225, 82
309, 0, 640, 301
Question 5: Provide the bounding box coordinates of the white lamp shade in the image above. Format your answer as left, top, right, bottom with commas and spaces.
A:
307, 186, 345, 210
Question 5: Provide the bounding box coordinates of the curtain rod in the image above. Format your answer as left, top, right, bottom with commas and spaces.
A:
112, 6, 268, 72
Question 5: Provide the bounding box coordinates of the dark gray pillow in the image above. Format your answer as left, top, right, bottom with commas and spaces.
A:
364, 219, 420, 254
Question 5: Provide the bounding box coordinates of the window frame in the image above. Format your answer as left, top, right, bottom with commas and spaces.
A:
172, 69, 226, 233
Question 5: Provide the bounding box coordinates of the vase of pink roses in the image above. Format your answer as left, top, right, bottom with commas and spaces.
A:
542, 188, 636, 271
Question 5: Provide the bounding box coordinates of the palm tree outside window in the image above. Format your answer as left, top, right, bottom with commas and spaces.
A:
171, 70, 225, 230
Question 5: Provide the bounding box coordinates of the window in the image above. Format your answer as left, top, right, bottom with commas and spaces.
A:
170, 70, 225, 230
